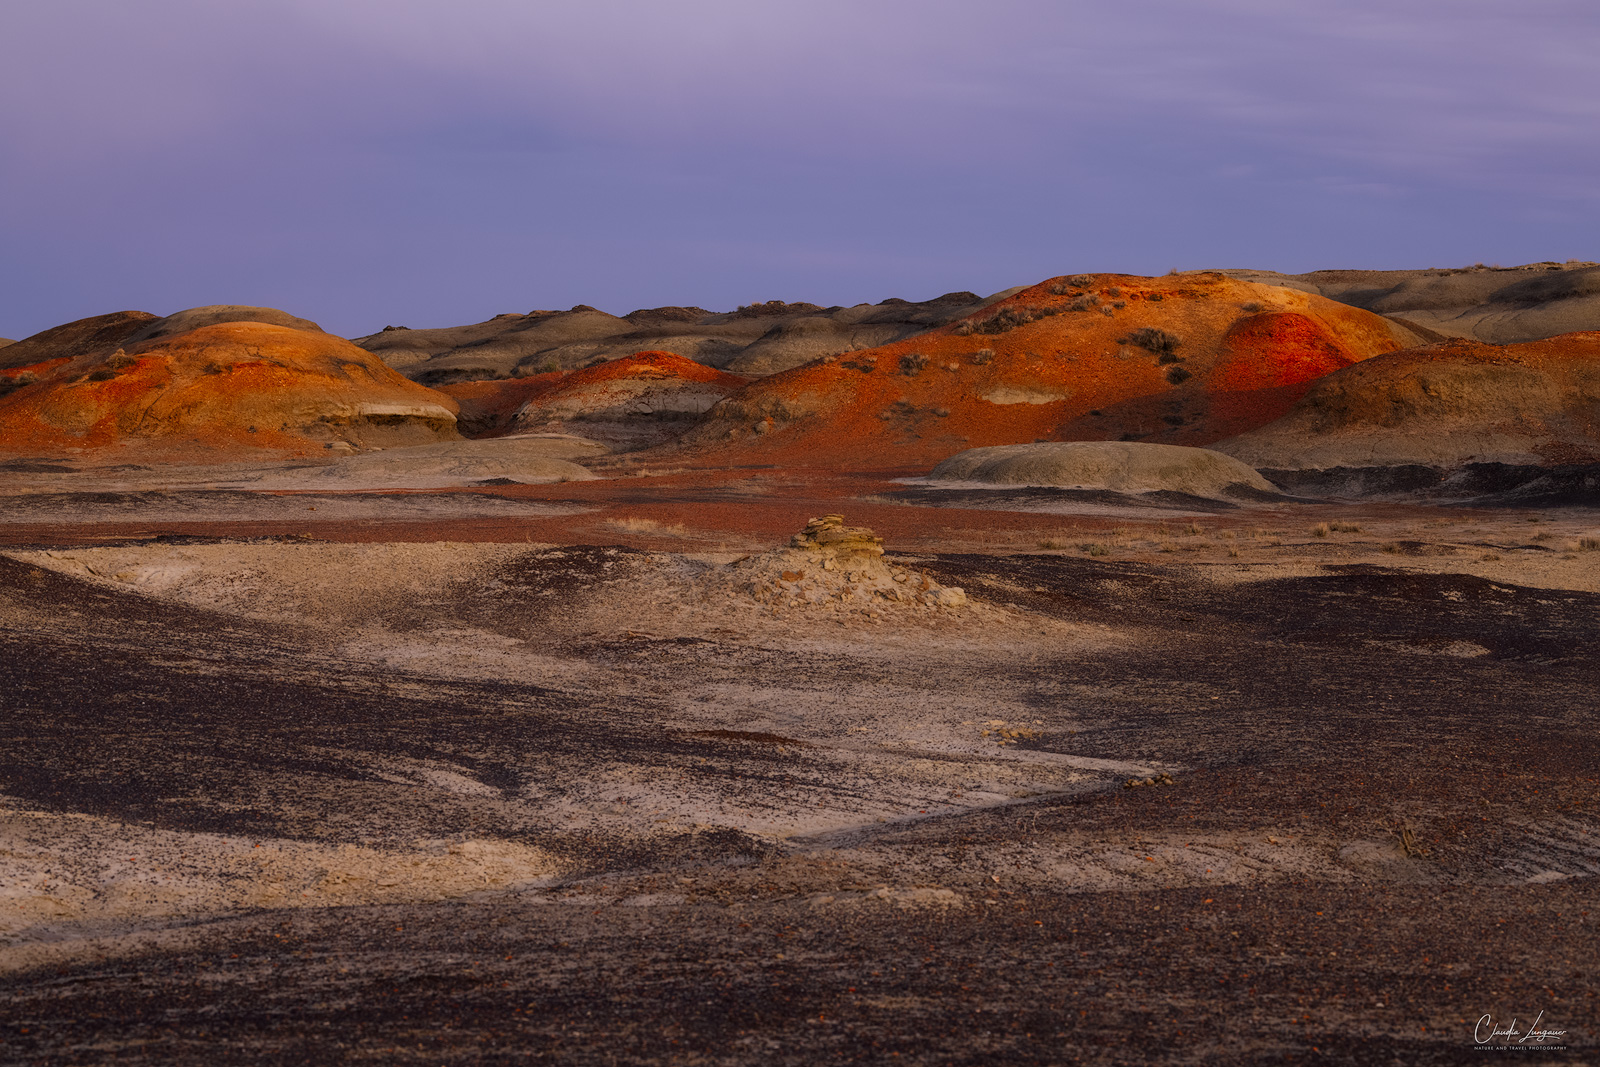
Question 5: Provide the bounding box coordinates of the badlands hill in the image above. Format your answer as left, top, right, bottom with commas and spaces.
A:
437, 350, 747, 450
930, 441, 1277, 500
672, 272, 1421, 470
0, 310, 160, 373
1219, 261, 1600, 344
353, 292, 1003, 384
1216, 332, 1600, 472
0, 312, 459, 458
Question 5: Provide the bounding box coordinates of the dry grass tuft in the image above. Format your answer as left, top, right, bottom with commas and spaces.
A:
604, 517, 687, 536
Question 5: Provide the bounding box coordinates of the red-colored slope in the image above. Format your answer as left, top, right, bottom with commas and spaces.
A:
675, 273, 1411, 470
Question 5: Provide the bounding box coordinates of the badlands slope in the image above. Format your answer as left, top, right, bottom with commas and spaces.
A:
0, 310, 459, 458
1218, 332, 1600, 470
439, 350, 747, 448
675, 272, 1420, 470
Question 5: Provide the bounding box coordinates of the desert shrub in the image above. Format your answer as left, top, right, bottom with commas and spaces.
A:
0, 371, 37, 396
417, 366, 501, 386
731, 299, 825, 318
1579, 537, 1600, 551
1240, 302, 1263, 313
1101, 307, 1115, 316
604, 517, 687, 536
1119, 327, 1182, 357
1165, 365, 1192, 385
1079, 543, 1110, 556
1068, 294, 1100, 312
86, 369, 118, 381
1329, 521, 1363, 533
970, 348, 993, 365
1106, 287, 1122, 298
1147, 293, 1164, 302
971, 305, 1062, 335
1311, 523, 1331, 538
899, 351, 929, 375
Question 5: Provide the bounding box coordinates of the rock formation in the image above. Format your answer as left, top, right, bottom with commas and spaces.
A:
789, 514, 885, 556
699, 515, 966, 616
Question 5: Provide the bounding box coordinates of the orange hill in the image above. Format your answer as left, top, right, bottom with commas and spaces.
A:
674, 272, 1420, 470
0, 320, 460, 458
1216, 332, 1600, 470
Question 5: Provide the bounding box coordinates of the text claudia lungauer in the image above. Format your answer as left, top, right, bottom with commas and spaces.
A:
1475, 1011, 1567, 1047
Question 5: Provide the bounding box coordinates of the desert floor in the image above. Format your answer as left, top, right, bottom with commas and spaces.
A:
0, 466, 1595, 1064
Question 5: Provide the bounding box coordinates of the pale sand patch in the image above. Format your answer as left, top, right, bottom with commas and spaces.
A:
0, 804, 559, 954
12, 541, 546, 624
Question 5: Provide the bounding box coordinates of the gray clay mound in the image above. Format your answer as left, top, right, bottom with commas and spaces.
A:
929, 442, 1276, 499
260, 436, 606, 490
1216, 262, 1600, 344
126, 305, 325, 344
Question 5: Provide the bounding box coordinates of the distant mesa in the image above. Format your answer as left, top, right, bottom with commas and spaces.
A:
0, 314, 459, 458
930, 442, 1276, 500
1215, 332, 1600, 472
677, 272, 1418, 470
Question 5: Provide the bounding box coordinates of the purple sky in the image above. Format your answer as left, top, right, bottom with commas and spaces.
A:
3, 0, 1597, 339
